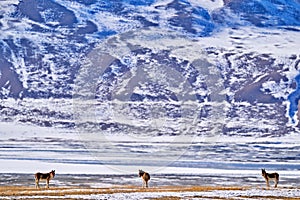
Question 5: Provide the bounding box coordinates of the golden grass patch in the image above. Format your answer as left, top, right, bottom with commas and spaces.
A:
0, 185, 249, 197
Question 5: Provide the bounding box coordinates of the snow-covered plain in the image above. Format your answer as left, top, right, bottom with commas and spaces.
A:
58, 188, 300, 200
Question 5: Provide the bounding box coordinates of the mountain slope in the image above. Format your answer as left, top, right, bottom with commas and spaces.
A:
0, 0, 299, 135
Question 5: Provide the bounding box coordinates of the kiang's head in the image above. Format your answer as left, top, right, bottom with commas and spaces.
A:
261, 169, 266, 176
138, 169, 144, 177
51, 170, 56, 177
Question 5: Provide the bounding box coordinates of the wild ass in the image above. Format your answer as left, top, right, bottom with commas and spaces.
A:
261, 169, 279, 188
35, 170, 55, 189
138, 169, 150, 188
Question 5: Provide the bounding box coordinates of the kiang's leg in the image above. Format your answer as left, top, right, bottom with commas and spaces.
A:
274, 179, 278, 188
265, 179, 270, 188
35, 179, 39, 189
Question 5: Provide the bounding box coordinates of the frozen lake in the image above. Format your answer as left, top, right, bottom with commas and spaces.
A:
1, 122, 300, 189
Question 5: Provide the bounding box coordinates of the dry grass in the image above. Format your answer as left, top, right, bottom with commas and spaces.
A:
0, 185, 300, 200
0, 185, 245, 196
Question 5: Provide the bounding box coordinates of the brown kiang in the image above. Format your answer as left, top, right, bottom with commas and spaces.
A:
34, 170, 55, 189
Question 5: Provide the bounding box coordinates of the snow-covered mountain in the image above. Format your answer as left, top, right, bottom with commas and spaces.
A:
1, 0, 300, 137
